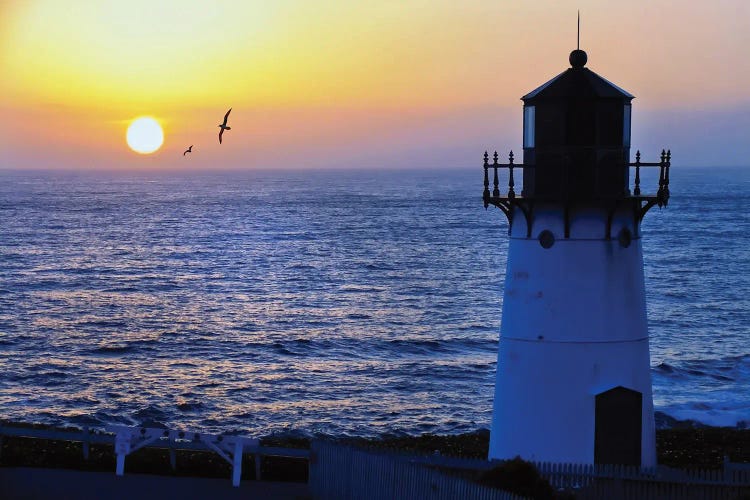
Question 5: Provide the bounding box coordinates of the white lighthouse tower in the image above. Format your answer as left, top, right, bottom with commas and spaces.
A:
484, 48, 671, 467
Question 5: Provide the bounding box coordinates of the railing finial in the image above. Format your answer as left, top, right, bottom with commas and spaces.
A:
508, 151, 516, 199
483, 153, 490, 208
633, 150, 641, 196
657, 150, 667, 207
663, 149, 671, 206
492, 157, 500, 198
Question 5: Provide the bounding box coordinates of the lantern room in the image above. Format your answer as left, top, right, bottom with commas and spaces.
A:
521, 49, 634, 200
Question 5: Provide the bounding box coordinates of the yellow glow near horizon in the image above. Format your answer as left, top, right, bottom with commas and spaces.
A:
126, 117, 164, 154
1, 1, 748, 169
4, 0, 748, 114
1, 1, 283, 109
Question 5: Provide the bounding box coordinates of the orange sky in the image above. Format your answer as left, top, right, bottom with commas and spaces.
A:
1, 0, 748, 170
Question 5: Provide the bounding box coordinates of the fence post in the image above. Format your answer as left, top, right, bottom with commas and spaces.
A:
255, 452, 262, 481
82, 427, 90, 461
169, 435, 176, 471
114, 431, 131, 476
231, 440, 243, 487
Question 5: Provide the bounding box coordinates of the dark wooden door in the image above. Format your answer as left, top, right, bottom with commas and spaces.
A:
594, 386, 642, 466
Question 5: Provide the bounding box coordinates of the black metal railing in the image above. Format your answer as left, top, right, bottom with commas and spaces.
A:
630, 149, 671, 207
483, 150, 520, 208
483, 149, 671, 207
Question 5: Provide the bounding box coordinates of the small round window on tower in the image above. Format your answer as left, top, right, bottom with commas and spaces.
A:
618, 228, 632, 248
538, 230, 555, 249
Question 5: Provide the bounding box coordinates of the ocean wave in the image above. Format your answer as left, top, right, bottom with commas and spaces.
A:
1, 167, 748, 437
88, 344, 134, 355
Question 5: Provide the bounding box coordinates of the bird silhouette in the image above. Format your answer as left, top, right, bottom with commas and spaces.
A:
218, 108, 232, 144
183, 145, 193, 156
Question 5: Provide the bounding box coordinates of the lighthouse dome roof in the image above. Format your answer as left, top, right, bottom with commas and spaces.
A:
522, 50, 634, 103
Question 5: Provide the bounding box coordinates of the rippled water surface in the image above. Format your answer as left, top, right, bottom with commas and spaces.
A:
0, 167, 748, 436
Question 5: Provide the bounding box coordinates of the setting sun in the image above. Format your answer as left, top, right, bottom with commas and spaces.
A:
126, 117, 164, 154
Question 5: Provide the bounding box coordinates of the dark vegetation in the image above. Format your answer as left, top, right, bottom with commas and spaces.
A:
343, 430, 492, 459
348, 427, 750, 469
656, 427, 750, 469
1, 422, 749, 484
476, 457, 560, 499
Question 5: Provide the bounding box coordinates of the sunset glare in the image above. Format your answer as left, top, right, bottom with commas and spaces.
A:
0, 1, 748, 170
126, 117, 164, 154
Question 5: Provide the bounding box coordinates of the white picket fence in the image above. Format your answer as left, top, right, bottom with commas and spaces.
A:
535, 460, 750, 485
308, 441, 750, 500
533, 460, 750, 499
309, 441, 522, 500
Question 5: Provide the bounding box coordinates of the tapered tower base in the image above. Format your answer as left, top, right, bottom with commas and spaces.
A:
488, 204, 656, 467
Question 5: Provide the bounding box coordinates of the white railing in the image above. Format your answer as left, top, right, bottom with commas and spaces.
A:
0, 424, 309, 487
108, 425, 256, 486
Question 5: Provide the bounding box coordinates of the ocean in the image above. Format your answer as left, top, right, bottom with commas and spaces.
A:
0, 166, 748, 438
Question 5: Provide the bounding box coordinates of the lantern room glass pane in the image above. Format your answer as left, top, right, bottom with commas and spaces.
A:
524, 106, 535, 148
623, 104, 632, 147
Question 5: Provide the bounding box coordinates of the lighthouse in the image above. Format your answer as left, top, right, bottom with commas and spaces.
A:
483, 47, 671, 467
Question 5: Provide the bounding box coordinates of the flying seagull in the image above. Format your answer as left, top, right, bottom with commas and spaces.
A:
183, 145, 193, 156
218, 108, 232, 144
